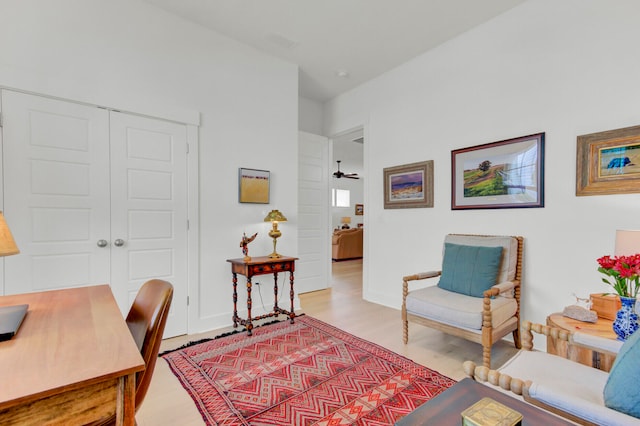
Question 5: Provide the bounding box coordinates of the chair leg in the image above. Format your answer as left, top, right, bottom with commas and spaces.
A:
402, 319, 408, 344
512, 328, 522, 349
482, 344, 491, 368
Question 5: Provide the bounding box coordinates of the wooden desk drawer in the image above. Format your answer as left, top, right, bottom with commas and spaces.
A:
249, 262, 292, 275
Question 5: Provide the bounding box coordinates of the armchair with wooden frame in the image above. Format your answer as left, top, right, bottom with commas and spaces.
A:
464, 321, 640, 426
402, 234, 524, 368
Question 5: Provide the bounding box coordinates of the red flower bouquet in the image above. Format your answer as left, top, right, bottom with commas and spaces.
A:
597, 254, 640, 298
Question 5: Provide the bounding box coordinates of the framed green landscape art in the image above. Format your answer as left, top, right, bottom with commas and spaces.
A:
451, 133, 545, 210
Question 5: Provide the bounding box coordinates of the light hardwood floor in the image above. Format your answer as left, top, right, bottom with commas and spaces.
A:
136, 259, 519, 425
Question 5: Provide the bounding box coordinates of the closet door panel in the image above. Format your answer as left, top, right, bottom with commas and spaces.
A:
109, 111, 188, 337
1, 90, 111, 294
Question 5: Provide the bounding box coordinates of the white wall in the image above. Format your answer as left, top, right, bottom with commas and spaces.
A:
324, 0, 640, 347
0, 0, 299, 333
299, 96, 325, 135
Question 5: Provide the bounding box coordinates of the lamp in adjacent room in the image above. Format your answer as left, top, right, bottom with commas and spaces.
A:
615, 229, 640, 255
264, 209, 287, 258
0, 212, 19, 256
340, 216, 351, 229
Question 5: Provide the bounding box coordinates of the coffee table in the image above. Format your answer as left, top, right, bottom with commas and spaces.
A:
395, 378, 573, 425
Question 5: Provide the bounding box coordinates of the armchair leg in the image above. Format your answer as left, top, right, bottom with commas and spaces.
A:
512, 328, 522, 349
402, 279, 409, 344
402, 319, 408, 344
482, 344, 491, 369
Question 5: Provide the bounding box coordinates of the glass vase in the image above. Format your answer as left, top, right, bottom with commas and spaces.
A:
613, 296, 639, 341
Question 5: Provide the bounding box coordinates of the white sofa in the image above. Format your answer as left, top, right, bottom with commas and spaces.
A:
464, 321, 640, 426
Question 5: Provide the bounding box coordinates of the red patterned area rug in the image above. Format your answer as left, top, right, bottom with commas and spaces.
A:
162, 315, 455, 425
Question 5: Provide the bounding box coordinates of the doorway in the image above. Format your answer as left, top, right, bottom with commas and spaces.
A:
330, 128, 364, 284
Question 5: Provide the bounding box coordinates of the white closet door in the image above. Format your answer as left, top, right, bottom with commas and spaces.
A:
1, 90, 111, 294
297, 131, 330, 294
109, 111, 188, 337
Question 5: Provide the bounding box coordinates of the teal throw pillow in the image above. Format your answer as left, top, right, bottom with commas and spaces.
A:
604, 328, 640, 418
437, 243, 503, 298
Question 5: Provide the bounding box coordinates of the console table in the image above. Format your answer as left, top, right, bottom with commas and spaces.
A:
227, 256, 298, 335
546, 312, 617, 371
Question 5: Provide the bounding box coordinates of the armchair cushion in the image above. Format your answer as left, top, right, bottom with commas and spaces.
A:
405, 285, 517, 330
604, 329, 640, 418
437, 243, 503, 297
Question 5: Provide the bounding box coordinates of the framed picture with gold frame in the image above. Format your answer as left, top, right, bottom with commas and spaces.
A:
576, 124, 640, 196
383, 160, 434, 209
238, 168, 270, 203
355, 203, 364, 215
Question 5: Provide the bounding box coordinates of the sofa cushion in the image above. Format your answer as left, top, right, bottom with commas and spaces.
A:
405, 285, 517, 330
604, 329, 640, 418
437, 243, 503, 297
497, 350, 640, 425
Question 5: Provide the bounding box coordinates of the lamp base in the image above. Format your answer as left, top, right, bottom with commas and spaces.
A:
267, 252, 282, 259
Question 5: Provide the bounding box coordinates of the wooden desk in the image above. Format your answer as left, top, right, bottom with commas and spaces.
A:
396, 378, 573, 425
227, 256, 298, 335
0, 285, 144, 425
547, 312, 617, 371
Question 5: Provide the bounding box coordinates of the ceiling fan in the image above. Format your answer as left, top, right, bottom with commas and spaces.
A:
333, 160, 359, 179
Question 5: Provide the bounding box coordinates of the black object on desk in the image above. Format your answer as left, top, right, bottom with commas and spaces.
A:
0, 304, 28, 341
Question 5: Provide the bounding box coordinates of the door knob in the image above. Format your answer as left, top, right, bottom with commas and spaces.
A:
97, 239, 108, 248
114, 239, 125, 247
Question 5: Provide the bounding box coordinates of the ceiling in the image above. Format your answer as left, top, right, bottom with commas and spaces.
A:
142, 0, 526, 102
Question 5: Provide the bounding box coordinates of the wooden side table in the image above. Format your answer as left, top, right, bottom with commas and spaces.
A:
546, 312, 617, 371
227, 256, 298, 335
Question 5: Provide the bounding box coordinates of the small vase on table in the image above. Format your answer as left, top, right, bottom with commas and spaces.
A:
613, 296, 639, 341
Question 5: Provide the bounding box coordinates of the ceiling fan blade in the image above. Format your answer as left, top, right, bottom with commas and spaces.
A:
344, 175, 360, 179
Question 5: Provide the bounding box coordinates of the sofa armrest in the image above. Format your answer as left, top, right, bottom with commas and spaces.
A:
571, 332, 623, 356
463, 360, 530, 396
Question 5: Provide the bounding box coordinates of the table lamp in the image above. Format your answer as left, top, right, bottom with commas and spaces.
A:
341, 216, 351, 229
264, 209, 287, 258
0, 212, 19, 256
615, 230, 640, 255
0, 211, 22, 342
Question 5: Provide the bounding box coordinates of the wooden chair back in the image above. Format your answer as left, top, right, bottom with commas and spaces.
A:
126, 279, 174, 409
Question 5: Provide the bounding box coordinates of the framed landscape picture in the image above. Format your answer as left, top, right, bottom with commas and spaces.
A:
451, 133, 545, 210
383, 160, 434, 209
238, 168, 270, 204
576, 124, 640, 196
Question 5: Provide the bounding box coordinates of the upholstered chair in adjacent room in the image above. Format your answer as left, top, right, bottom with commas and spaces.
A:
402, 234, 524, 368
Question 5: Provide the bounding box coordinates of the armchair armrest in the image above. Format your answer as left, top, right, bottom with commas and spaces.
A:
402, 270, 441, 282
482, 280, 519, 298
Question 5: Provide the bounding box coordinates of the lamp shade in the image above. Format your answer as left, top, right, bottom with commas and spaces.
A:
341, 217, 351, 224
264, 209, 287, 223
615, 230, 640, 255
0, 212, 19, 256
